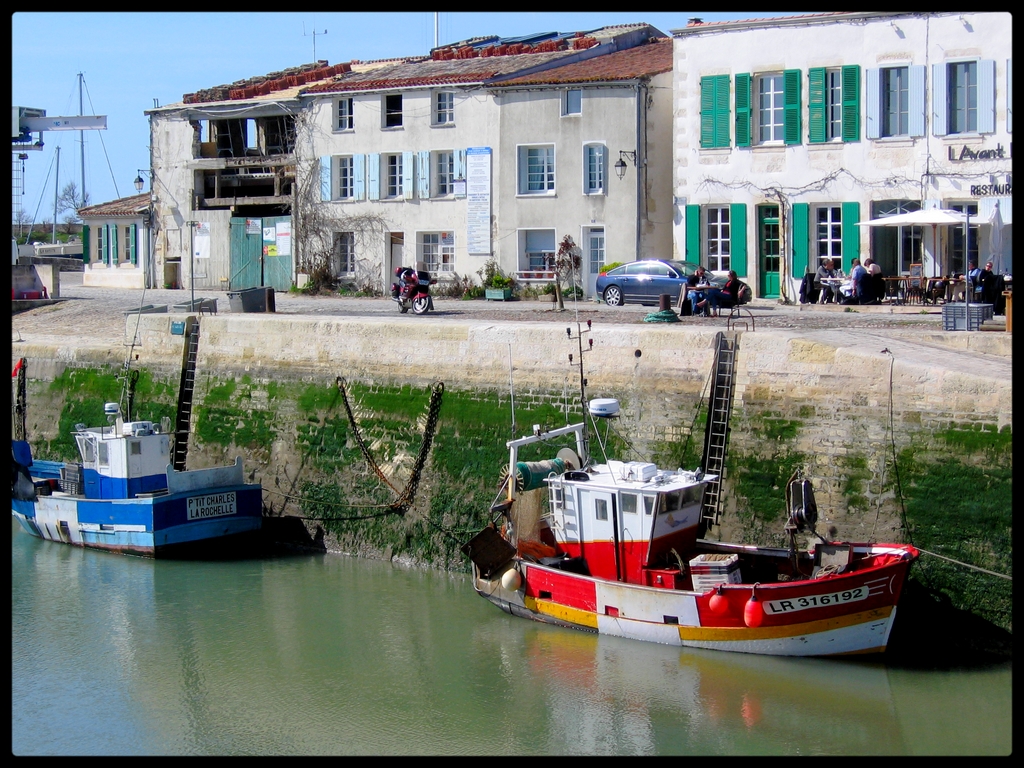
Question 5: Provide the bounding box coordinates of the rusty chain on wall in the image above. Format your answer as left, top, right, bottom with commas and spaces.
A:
336, 377, 445, 516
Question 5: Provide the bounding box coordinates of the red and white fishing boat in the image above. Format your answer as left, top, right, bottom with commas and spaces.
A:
463, 328, 918, 657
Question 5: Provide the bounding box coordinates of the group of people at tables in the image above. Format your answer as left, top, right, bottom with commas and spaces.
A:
809, 258, 1007, 309
681, 266, 746, 317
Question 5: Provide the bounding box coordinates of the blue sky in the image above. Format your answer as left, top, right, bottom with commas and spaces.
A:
12, 12, 803, 228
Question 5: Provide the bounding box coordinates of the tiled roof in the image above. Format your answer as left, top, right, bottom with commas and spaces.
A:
79, 193, 150, 218
494, 38, 672, 86
673, 12, 871, 33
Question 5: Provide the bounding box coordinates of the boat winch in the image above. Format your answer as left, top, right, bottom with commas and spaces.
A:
501, 458, 566, 492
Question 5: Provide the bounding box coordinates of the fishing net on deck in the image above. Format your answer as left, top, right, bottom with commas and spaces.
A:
643, 309, 680, 323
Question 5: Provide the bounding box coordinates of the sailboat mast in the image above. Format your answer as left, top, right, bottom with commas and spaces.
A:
52, 146, 60, 244
79, 72, 86, 205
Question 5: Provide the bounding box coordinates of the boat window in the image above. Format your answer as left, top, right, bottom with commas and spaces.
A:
643, 495, 656, 515
681, 487, 701, 505
595, 498, 609, 521
97, 441, 109, 468
129, 440, 142, 456
621, 493, 639, 515
660, 491, 681, 513
75, 435, 96, 464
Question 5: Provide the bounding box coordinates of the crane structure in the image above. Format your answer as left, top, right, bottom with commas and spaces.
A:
12, 105, 106, 232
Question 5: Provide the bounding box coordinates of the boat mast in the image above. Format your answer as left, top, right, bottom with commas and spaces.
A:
79, 72, 86, 205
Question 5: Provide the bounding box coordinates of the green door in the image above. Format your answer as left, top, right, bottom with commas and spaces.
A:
229, 217, 263, 290
262, 215, 293, 292
758, 205, 781, 298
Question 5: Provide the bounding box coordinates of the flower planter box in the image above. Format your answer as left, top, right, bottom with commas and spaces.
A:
485, 288, 513, 301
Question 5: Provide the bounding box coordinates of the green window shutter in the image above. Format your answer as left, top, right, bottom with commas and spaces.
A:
685, 205, 701, 263
110, 224, 118, 265
784, 69, 802, 145
81, 224, 90, 264
98, 225, 106, 264
841, 201, 860, 271
729, 203, 747, 277
808, 68, 826, 143
701, 76, 730, 148
841, 65, 861, 142
735, 73, 751, 147
792, 203, 810, 276
129, 223, 137, 265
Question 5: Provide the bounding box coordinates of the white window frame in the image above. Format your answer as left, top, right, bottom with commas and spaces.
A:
563, 88, 582, 116
586, 227, 605, 275
434, 91, 455, 126
705, 206, 731, 272
336, 98, 354, 131
333, 231, 355, 276
385, 154, 402, 198
757, 73, 785, 144
383, 94, 403, 129
419, 231, 455, 273
338, 156, 354, 200
825, 69, 843, 141
948, 61, 979, 135
882, 66, 910, 138
435, 151, 454, 196
815, 205, 842, 263
583, 143, 606, 195
518, 145, 555, 195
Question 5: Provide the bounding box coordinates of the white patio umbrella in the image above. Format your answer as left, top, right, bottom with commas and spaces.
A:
987, 201, 1005, 275
858, 208, 968, 277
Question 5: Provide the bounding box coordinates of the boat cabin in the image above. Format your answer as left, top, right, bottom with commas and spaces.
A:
541, 461, 710, 585
73, 415, 170, 500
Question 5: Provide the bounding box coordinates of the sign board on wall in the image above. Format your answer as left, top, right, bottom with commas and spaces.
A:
466, 147, 491, 256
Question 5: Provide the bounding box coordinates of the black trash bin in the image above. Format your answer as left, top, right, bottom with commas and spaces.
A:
227, 286, 275, 313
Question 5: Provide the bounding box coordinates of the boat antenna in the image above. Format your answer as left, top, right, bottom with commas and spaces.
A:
507, 343, 516, 439
566, 317, 594, 463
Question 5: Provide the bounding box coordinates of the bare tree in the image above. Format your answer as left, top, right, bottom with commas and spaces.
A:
553, 235, 583, 311
291, 113, 391, 294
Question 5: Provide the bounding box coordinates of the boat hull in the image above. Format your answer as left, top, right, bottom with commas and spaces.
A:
12, 485, 263, 558
472, 544, 915, 657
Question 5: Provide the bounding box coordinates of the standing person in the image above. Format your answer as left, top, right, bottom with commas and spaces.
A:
705, 270, 744, 316
863, 257, 884, 303
814, 259, 839, 304
685, 265, 712, 316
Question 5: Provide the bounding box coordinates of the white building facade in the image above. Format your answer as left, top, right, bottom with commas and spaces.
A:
78, 192, 154, 290
672, 11, 1012, 301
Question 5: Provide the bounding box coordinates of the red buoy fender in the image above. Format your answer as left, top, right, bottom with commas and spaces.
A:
743, 583, 765, 627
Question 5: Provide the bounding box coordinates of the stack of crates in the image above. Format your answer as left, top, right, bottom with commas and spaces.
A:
689, 553, 741, 593
943, 303, 993, 331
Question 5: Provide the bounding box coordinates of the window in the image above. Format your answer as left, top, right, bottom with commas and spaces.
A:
338, 156, 354, 199
809, 66, 860, 143
871, 200, 923, 275
385, 154, 403, 198
384, 94, 402, 128
522, 229, 556, 272
518, 146, 555, 194
583, 144, 605, 194
700, 75, 731, 148
949, 202, 979, 276
436, 151, 454, 196
621, 494, 638, 515
420, 232, 455, 273
333, 232, 355, 276
587, 228, 605, 276
563, 89, 582, 116
949, 62, 978, 134
882, 67, 909, 137
816, 206, 843, 264
595, 498, 608, 521
758, 74, 785, 143
434, 91, 454, 125
336, 98, 354, 131
705, 206, 731, 272
735, 70, 800, 146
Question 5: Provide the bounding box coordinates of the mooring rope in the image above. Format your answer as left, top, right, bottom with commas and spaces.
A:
916, 547, 1012, 581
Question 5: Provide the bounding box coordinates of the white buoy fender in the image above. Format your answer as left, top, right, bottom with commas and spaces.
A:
501, 568, 522, 591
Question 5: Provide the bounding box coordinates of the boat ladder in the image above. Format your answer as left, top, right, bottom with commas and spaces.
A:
699, 331, 738, 532
172, 318, 200, 472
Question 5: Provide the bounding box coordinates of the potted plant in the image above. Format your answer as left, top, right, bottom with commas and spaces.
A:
540, 282, 558, 302
479, 259, 516, 300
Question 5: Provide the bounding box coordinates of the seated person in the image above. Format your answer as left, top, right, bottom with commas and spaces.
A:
705, 270, 744, 316
686, 266, 712, 316
967, 261, 984, 302
981, 261, 999, 305
814, 259, 839, 303
844, 258, 869, 304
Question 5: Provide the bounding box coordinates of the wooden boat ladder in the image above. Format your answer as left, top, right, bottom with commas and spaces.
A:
699, 331, 738, 533
172, 317, 200, 472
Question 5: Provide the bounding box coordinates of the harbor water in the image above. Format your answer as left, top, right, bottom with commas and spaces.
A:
11, 520, 1011, 756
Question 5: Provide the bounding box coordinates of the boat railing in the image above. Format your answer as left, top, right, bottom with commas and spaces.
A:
166, 456, 245, 494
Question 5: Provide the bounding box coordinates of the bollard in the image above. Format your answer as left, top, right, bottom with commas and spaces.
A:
1003, 291, 1012, 332
659, 294, 671, 312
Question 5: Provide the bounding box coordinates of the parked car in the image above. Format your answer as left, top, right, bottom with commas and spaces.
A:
596, 260, 725, 306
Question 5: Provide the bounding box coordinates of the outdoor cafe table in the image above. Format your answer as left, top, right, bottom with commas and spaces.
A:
883, 276, 907, 304
817, 277, 845, 303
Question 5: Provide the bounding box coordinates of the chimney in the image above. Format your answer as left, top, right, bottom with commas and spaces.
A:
688, 18, 703, 25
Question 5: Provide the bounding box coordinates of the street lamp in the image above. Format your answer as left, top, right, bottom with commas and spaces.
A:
134, 169, 151, 192
614, 150, 637, 180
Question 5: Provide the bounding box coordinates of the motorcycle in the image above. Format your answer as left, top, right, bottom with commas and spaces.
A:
391, 269, 436, 315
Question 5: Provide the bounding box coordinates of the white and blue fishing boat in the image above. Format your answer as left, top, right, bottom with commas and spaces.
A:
11, 402, 263, 557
